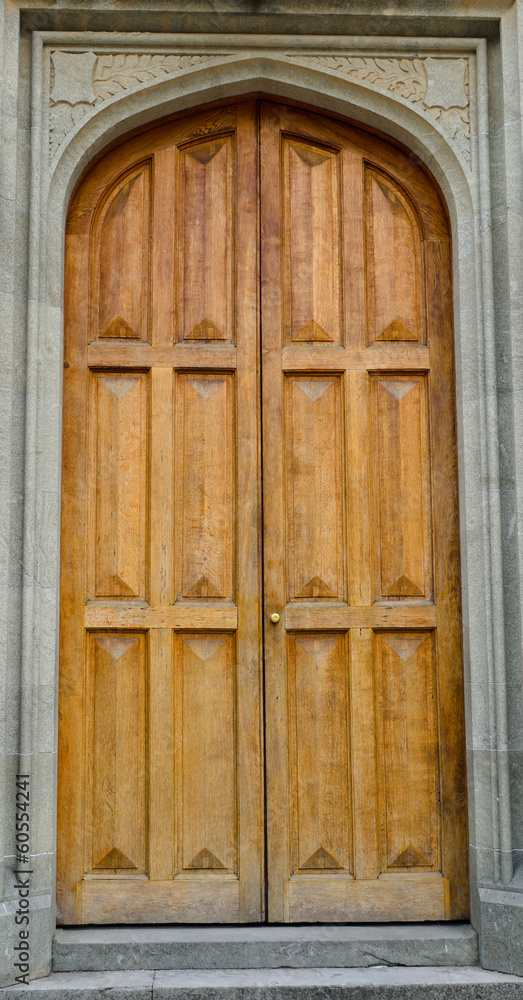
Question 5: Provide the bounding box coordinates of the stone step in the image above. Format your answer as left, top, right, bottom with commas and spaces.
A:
4, 966, 523, 998
53, 924, 479, 972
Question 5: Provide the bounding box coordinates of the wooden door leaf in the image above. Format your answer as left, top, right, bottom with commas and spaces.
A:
100, 315, 140, 340
187, 378, 225, 398
390, 845, 431, 868
292, 320, 333, 343
93, 847, 137, 870
383, 635, 427, 661
182, 635, 228, 661
186, 318, 225, 340
296, 379, 333, 402
296, 575, 337, 598
189, 848, 226, 869
301, 846, 343, 870
94, 635, 139, 660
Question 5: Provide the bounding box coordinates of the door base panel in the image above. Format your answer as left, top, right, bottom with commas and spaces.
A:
53, 923, 478, 972
287, 874, 449, 923
80, 878, 240, 924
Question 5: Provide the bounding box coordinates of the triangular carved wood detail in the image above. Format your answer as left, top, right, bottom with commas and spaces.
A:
383, 635, 427, 662
187, 141, 225, 165
301, 846, 343, 870
93, 847, 137, 870
185, 574, 223, 598
296, 380, 333, 403
188, 848, 226, 869
386, 575, 424, 598
187, 379, 225, 399
291, 144, 331, 167
296, 636, 339, 661
182, 635, 228, 661
378, 379, 418, 400
99, 316, 140, 340
292, 320, 333, 343
101, 376, 139, 399
186, 318, 226, 341
377, 319, 417, 342
390, 845, 431, 868
94, 636, 138, 661
296, 575, 337, 598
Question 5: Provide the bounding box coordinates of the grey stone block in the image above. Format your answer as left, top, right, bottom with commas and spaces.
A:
52, 925, 479, 973
479, 886, 523, 977
5, 967, 523, 1000
0, 969, 154, 998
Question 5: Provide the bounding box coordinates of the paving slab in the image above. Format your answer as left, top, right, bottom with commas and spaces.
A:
52, 924, 479, 971
2, 966, 523, 999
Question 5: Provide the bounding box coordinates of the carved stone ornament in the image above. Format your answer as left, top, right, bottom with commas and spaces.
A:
49, 49, 471, 167
49, 51, 228, 157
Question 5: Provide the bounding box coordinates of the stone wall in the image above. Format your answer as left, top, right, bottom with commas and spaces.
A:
1, 0, 523, 986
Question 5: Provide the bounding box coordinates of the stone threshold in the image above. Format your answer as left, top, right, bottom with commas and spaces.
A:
53, 924, 478, 972
4, 966, 523, 998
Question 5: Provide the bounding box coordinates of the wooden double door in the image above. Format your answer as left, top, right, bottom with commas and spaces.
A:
58, 100, 467, 925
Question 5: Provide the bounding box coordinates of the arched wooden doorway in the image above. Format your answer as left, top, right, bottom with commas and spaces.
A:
57, 99, 467, 925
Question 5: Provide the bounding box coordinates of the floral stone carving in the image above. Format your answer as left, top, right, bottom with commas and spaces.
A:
49, 50, 471, 167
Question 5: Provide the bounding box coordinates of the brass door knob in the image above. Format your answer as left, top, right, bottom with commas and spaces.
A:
270, 613, 280, 624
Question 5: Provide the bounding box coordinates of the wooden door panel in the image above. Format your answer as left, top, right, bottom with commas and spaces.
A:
365, 167, 423, 344
176, 633, 237, 875
285, 375, 345, 601
91, 372, 148, 599
177, 136, 234, 342
282, 138, 342, 344
261, 101, 467, 923
59, 102, 262, 924
289, 633, 351, 875
375, 631, 439, 872
87, 633, 147, 875
372, 373, 433, 601
95, 163, 151, 341
176, 373, 235, 601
